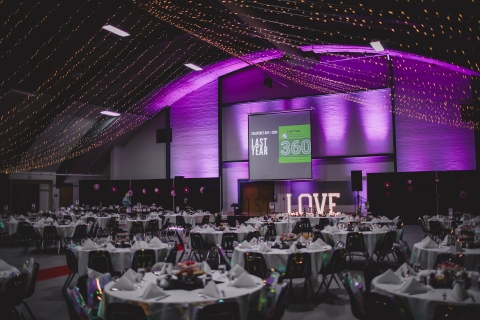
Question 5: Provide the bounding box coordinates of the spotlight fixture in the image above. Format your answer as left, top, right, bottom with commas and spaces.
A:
184, 63, 203, 71
370, 41, 384, 52
100, 110, 121, 117
102, 25, 130, 37
263, 76, 272, 88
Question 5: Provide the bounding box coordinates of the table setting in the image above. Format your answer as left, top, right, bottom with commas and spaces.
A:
99, 261, 264, 319
0, 259, 20, 290
189, 224, 250, 246
372, 262, 480, 320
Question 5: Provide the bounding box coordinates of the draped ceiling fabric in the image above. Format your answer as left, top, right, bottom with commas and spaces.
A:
0, 0, 478, 173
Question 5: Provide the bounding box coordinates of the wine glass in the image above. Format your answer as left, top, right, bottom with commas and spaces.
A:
218, 264, 226, 278
137, 267, 146, 282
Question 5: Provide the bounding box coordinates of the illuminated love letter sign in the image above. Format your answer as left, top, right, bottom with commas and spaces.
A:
297, 193, 312, 212
328, 193, 340, 214
286, 194, 292, 213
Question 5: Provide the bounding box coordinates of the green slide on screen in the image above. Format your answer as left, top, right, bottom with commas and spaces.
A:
278, 124, 311, 163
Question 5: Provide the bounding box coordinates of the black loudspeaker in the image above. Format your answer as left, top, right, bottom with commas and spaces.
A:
174, 176, 184, 188
351, 170, 363, 191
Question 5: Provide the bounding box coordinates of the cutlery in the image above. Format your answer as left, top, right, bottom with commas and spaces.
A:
471, 294, 476, 302
155, 294, 170, 301
442, 293, 447, 300
221, 290, 226, 297
110, 288, 122, 291
198, 294, 208, 299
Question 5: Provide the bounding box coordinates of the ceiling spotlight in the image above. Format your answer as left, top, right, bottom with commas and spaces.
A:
370, 41, 384, 52
100, 110, 121, 117
184, 63, 203, 71
102, 25, 130, 37
263, 76, 272, 88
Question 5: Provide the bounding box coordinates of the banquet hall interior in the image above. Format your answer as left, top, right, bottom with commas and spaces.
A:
0, 0, 479, 319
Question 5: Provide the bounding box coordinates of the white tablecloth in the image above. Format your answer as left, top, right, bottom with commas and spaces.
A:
35, 224, 76, 238
232, 245, 331, 290
80, 215, 118, 229
75, 246, 169, 276
321, 230, 386, 256
0, 260, 20, 290
190, 230, 249, 246
100, 271, 264, 320
163, 214, 214, 226
411, 243, 480, 271
372, 271, 480, 320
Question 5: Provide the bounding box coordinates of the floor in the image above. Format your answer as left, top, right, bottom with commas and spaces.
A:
0, 225, 424, 320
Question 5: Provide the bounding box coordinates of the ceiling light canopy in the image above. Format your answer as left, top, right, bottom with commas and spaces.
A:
370, 41, 384, 52
100, 110, 121, 117
184, 63, 203, 71
102, 25, 130, 37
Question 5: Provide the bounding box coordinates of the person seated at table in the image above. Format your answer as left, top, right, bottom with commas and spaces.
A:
122, 193, 131, 207
180, 198, 192, 211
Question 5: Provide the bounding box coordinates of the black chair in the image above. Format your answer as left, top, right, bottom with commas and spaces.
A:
62, 249, 79, 295
450, 220, 463, 230
293, 218, 313, 237
189, 233, 213, 262
15, 221, 31, 245
195, 301, 240, 320
429, 220, 449, 239
346, 232, 368, 264
23, 225, 40, 254
198, 215, 210, 226
246, 231, 260, 242
87, 250, 115, 275
63, 215, 73, 222
371, 231, 396, 267
265, 223, 277, 241
41, 225, 62, 254
433, 253, 464, 269
164, 245, 178, 264
42, 212, 51, 218
160, 217, 171, 230
63, 286, 82, 320
433, 304, 477, 320
363, 291, 402, 320
270, 282, 289, 320
390, 245, 409, 268
105, 302, 147, 320
283, 252, 313, 302
0, 273, 28, 319
145, 219, 159, 236
317, 248, 347, 303
131, 249, 156, 271
86, 217, 96, 224
243, 252, 269, 279
318, 218, 331, 230
342, 274, 365, 320
130, 221, 144, 238
176, 216, 192, 231
363, 263, 382, 292
221, 232, 238, 257
176, 229, 187, 262
217, 245, 232, 271
64, 224, 87, 245
86, 222, 99, 240
418, 217, 430, 237
22, 262, 40, 320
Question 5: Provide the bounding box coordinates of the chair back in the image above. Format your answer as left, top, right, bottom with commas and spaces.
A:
190, 232, 208, 250
24, 262, 40, 299
298, 218, 312, 233
217, 245, 231, 270
391, 246, 408, 266
318, 218, 330, 229
130, 222, 144, 234
176, 230, 185, 248
243, 252, 268, 279
145, 219, 159, 232
63, 215, 73, 222
42, 212, 51, 218
363, 291, 401, 320
106, 302, 147, 320
66, 249, 79, 273
88, 250, 114, 274
106, 217, 118, 229
86, 217, 96, 224
200, 215, 210, 225
161, 218, 170, 230
342, 274, 365, 320
72, 225, 87, 238
265, 223, 277, 238
17, 221, 31, 236
2, 273, 28, 306
246, 231, 260, 242
176, 216, 186, 227
196, 301, 240, 320
221, 232, 238, 250
363, 264, 382, 292
284, 252, 311, 279
346, 232, 366, 252
377, 231, 396, 251
43, 225, 59, 240
322, 248, 347, 274
131, 249, 156, 271
164, 245, 178, 264
270, 282, 289, 320
433, 304, 477, 320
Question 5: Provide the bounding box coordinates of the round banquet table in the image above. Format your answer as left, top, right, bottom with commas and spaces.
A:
35, 224, 76, 238
0, 259, 20, 290
75, 245, 169, 276
189, 230, 249, 246
163, 213, 214, 226
244, 221, 292, 236
231, 245, 331, 290
372, 271, 480, 320
411, 243, 480, 271
80, 215, 119, 229
100, 271, 264, 320
321, 230, 386, 256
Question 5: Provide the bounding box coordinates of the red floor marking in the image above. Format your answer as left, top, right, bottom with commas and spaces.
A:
37, 264, 70, 282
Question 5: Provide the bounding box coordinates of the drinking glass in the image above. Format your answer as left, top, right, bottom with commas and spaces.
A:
218, 264, 226, 278
137, 268, 146, 282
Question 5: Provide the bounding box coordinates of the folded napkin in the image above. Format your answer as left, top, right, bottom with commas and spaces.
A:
267, 219, 272, 223
376, 269, 403, 284
87, 268, 110, 279
258, 243, 272, 253
200, 261, 211, 273
398, 277, 427, 294
106, 243, 116, 251
371, 218, 380, 223
0, 259, 11, 271
76, 220, 86, 225
381, 225, 390, 231
201, 280, 221, 298
82, 239, 97, 250
204, 226, 215, 233
246, 225, 255, 231
249, 237, 258, 245
381, 217, 391, 222
238, 226, 248, 232
149, 237, 165, 248
111, 276, 135, 291
19, 215, 25, 219
34, 220, 44, 227
46, 217, 53, 222
193, 212, 201, 216
124, 269, 141, 283
342, 217, 350, 222
69, 221, 76, 226
395, 263, 417, 277
324, 225, 332, 231
229, 264, 248, 279
193, 226, 202, 232
246, 218, 256, 223
240, 241, 253, 249
309, 239, 327, 251
372, 227, 382, 233
450, 282, 469, 301
143, 282, 167, 299
288, 243, 297, 253
417, 236, 438, 248
232, 272, 257, 288
473, 216, 480, 222
9, 217, 17, 223
354, 227, 359, 232
329, 226, 340, 233
429, 216, 439, 221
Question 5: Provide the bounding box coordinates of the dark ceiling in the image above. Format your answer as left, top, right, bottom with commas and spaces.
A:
0, 0, 478, 174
